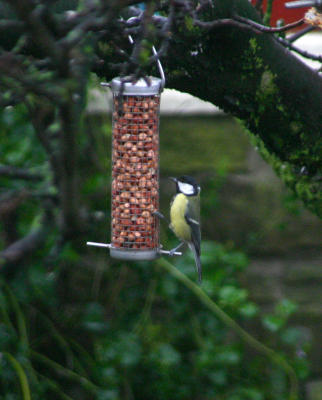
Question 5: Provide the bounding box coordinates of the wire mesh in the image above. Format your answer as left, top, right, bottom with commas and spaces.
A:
111, 95, 160, 251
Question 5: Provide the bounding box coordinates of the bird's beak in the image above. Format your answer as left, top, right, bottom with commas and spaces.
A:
169, 177, 177, 183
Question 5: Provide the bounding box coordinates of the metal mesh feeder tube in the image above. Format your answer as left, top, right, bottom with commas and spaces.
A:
86, 76, 182, 258
110, 77, 161, 260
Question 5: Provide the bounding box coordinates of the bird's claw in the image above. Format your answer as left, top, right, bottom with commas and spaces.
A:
153, 211, 165, 220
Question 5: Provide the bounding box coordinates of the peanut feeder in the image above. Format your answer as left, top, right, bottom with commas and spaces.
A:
87, 76, 181, 260
110, 77, 161, 260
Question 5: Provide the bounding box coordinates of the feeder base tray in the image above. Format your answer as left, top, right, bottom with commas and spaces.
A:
86, 242, 182, 259
110, 248, 160, 261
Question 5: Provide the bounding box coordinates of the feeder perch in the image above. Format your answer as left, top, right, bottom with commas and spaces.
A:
87, 73, 181, 260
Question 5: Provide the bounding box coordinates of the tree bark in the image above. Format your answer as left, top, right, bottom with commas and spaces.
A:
163, 1, 322, 217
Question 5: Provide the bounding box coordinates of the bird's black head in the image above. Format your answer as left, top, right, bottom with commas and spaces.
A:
170, 175, 200, 196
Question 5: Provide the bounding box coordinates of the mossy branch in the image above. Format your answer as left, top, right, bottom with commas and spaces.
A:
30, 350, 99, 394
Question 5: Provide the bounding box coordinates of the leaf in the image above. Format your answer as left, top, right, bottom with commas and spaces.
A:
262, 314, 284, 332
151, 343, 181, 368
239, 302, 258, 318
82, 302, 108, 334
214, 348, 241, 365
219, 285, 248, 307
275, 299, 297, 318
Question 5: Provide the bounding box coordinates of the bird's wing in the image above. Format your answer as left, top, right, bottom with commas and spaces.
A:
184, 196, 201, 256
185, 196, 201, 282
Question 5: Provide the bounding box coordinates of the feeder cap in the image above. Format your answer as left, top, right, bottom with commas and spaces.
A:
110, 76, 163, 96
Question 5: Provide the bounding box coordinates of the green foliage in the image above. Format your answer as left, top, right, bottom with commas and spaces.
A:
0, 239, 309, 399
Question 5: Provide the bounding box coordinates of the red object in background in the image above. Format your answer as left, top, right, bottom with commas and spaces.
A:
251, 0, 309, 26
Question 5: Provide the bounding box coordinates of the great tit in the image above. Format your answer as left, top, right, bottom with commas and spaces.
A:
169, 176, 202, 283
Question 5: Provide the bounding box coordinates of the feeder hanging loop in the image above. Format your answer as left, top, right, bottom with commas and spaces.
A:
126, 16, 166, 91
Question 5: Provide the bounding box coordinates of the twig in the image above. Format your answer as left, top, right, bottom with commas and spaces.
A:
35, 373, 74, 400
0, 53, 65, 104
6, 0, 62, 65
277, 35, 322, 62
0, 165, 43, 181
30, 351, 99, 394
194, 17, 261, 32
0, 190, 29, 217
231, 16, 321, 62
0, 208, 52, 268
234, 15, 305, 32
0, 227, 45, 267
288, 25, 315, 42
2, 352, 31, 400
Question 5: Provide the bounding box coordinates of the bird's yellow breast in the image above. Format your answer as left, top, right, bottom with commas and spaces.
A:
170, 193, 191, 241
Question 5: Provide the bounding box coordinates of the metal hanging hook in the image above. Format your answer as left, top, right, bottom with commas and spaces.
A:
126, 17, 166, 91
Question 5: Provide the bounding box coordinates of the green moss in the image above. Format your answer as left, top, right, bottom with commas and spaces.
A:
259, 70, 277, 96
184, 15, 194, 31
255, 70, 280, 116
250, 38, 264, 69
241, 38, 264, 74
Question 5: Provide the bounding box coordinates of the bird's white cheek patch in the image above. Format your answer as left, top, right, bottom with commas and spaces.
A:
178, 182, 194, 195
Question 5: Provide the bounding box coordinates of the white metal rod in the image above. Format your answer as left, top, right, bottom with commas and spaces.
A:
152, 45, 166, 90
87, 242, 112, 248
87, 242, 182, 256
158, 249, 182, 256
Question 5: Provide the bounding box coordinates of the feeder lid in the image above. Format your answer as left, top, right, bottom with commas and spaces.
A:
110, 76, 163, 95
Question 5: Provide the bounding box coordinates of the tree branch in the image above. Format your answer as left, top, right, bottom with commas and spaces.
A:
0, 190, 29, 217
0, 165, 43, 181
277, 35, 322, 62
234, 15, 305, 33
0, 207, 52, 269
6, 0, 62, 66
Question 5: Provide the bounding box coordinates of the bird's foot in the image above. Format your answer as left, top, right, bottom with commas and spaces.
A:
153, 211, 166, 220
169, 249, 176, 257
153, 211, 170, 225
168, 242, 184, 256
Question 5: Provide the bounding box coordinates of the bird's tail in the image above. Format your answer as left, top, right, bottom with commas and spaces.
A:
188, 243, 202, 283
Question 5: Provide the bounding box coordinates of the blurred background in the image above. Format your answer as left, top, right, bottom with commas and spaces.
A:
1, 13, 322, 400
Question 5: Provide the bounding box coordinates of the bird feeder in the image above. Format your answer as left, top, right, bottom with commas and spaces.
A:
87, 59, 181, 260
108, 76, 161, 260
